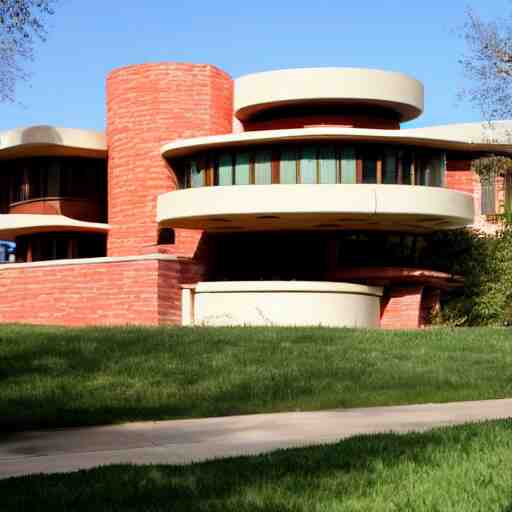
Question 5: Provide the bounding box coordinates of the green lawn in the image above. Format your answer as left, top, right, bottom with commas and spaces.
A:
3, 419, 512, 511
1, 324, 512, 431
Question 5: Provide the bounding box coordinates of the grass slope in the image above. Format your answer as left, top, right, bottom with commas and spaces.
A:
1, 324, 512, 431
3, 420, 512, 511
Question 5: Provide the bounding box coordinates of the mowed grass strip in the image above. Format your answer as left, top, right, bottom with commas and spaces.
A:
3, 419, 512, 511
1, 324, 512, 431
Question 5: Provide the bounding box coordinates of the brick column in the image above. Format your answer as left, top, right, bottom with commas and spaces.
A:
380, 286, 424, 329
106, 63, 233, 257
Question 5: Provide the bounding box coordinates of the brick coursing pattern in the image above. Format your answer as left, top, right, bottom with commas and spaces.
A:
0, 258, 204, 326
106, 63, 234, 257
446, 155, 499, 234
380, 286, 424, 329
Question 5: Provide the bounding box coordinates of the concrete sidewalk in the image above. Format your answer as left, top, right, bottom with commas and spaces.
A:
1, 399, 511, 480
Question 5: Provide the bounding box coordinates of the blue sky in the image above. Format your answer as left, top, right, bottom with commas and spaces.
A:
1, 0, 510, 131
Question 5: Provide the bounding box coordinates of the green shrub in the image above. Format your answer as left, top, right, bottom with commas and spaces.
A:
428, 225, 512, 326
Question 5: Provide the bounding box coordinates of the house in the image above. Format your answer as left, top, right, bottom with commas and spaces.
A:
0, 63, 509, 328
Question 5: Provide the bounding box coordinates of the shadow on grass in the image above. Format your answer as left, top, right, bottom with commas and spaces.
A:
3, 420, 510, 511
1, 325, 362, 431
2, 324, 512, 433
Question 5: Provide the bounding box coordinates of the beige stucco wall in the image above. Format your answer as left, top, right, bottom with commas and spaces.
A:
187, 281, 383, 328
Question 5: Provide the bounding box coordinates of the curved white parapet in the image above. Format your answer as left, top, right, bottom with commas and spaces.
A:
157, 184, 474, 233
0, 125, 106, 159
162, 124, 512, 159
183, 281, 383, 328
0, 214, 110, 240
234, 68, 424, 122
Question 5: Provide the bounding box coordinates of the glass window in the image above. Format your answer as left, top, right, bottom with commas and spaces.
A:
47, 161, 61, 196
318, 146, 337, 184
425, 153, 445, 187
362, 155, 377, 184
60, 167, 72, 196
300, 146, 317, 184
254, 150, 272, 185
383, 151, 396, 184
416, 158, 426, 186
280, 148, 297, 184
341, 147, 357, 184
481, 173, 496, 215
401, 152, 413, 184
235, 152, 251, 185
190, 160, 205, 188
7, 157, 106, 203
177, 145, 449, 189
11, 167, 26, 202
218, 153, 233, 186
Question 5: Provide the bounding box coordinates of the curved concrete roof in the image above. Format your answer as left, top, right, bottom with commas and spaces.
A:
0, 214, 110, 240
0, 125, 107, 159
157, 184, 474, 233
161, 122, 512, 158
234, 68, 424, 122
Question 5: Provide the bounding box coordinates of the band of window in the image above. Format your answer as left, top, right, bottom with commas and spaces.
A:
180, 145, 447, 188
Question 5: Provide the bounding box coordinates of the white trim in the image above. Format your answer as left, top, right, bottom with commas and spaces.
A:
0, 253, 179, 271
195, 280, 383, 296
0, 214, 110, 241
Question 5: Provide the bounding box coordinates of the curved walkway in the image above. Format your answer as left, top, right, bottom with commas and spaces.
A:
1, 399, 511, 480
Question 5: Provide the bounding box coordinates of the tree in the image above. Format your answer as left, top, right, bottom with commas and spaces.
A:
461, 7, 512, 121
0, 0, 56, 102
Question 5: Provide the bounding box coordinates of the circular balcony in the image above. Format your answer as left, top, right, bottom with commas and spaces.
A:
157, 184, 474, 233
0, 214, 110, 241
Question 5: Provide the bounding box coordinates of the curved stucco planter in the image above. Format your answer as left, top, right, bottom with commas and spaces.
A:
182, 281, 383, 328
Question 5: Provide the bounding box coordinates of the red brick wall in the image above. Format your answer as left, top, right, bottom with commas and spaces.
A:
106, 62, 234, 257
0, 257, 204, 326
446, 153, 502, 231
158, 259, 206, 325
445, 157, 475, 196
380, 286, 424, 329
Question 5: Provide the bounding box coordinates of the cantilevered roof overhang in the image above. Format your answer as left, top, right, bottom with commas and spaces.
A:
0, 214, 110, 240
0, 125, 107, 159
161, 123, 512, 159
234, 68, 424, 122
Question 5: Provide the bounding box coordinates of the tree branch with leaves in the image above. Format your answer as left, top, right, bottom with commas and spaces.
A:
461, 7, 512, 121
0, 0, 56, 103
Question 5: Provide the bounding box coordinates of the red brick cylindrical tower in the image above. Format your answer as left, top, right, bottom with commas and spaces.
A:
106, 63, 234, 257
